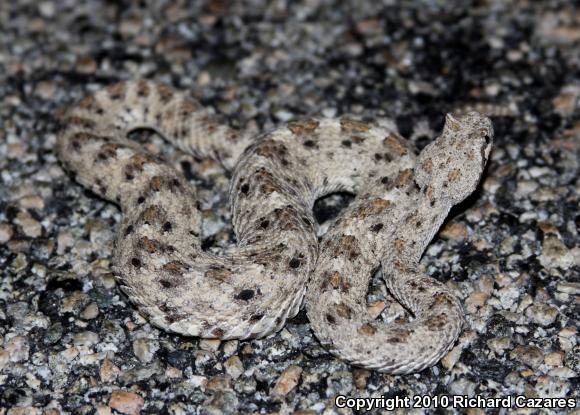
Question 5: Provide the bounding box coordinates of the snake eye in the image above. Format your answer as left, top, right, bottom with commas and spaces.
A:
483, 134, 491, 145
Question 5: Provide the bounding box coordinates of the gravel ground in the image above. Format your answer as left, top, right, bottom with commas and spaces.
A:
0, 1, 578, 414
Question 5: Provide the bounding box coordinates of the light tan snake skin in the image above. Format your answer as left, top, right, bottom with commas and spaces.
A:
56, 80, 493, 374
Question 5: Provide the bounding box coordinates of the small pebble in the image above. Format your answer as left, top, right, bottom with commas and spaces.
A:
35, 80, 56, 99
15, 211, 42, 238
548, 367, 577, 378
100, 358, 121, 383
487, 337, 512, 355
0, 350, 9, 370
132, 338, 159, 363
202, 390, 239, 415
6, 336, 29, 362
525, 304, 558, 326
80, 302, 99, 320
56, 230, 75, 255
544, 352, 564, 367
442, 330, 477, 370
465, 292, 488, 312
515, 180, 539, 197
224, 355, 244, 379
11, 253, 28, 272
366, 300, 386, 319
270, 365, 302, 397
477, 274, 495, 294
18, 194, 44, 210
206, 375, 232, 391
7, 142, 27, 159
439, 222, 468, 240
108, 390, 145, 415
222, 340, 239, 357
352, 368, 370, 389
38, 1, 56, 17
165, 366, 182, 378
0, 223, 14, 242
120, 17, 143, 37
556, 282, 580, 294
199, 339, 221, 352
552, 85, 579, 115
539, 235, 579, 270
510, 345, 544, 369
73, 331, 99, 347
241, 344, 253, 355
76, 56, 97, 74
96, 406, 112, 415
62, 291, 90, 313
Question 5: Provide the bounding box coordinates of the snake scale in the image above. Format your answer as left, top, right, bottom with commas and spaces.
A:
56, 80, 493, 374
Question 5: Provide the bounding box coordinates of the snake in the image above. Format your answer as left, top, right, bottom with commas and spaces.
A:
56, 80, 493, 374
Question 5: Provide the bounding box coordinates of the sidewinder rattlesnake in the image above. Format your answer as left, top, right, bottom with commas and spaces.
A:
56, 80, 493, 374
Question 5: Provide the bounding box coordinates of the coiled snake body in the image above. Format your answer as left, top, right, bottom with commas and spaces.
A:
57, 80, 493, 374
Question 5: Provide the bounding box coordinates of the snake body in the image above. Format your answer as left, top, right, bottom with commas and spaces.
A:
56, 80, 493, 373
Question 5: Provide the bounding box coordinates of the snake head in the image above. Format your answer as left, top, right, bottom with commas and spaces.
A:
415, 111, 494, 205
